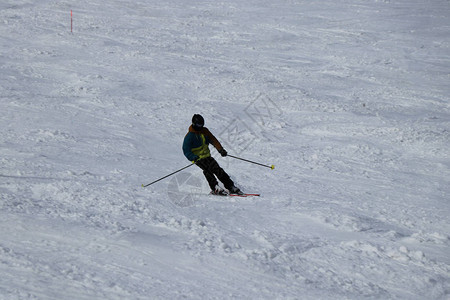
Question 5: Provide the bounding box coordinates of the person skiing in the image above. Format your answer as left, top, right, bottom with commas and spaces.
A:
183, 114, 243, 195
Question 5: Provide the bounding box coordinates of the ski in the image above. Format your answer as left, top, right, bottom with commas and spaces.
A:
210, 192, 260, 197
228, 193, 260, 197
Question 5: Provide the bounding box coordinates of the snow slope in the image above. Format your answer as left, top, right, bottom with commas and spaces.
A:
1, 0, 449, 298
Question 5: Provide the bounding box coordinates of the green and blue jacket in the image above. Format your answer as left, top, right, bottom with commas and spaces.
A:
183, 125, 223, 162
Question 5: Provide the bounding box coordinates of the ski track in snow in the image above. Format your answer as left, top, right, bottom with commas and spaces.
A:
1, 0, 450, 299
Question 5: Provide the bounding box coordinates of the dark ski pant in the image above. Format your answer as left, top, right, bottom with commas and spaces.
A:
195, 157, 234, 191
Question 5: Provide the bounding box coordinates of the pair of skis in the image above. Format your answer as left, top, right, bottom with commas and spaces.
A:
213, 192, 260, 198
229, 193, 260, 197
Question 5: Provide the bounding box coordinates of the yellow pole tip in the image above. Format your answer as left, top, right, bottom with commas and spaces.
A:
271, 165, 275, 170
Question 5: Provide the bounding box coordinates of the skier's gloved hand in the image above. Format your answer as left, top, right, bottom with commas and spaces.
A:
219, 148, 228, 157
192, 156, 200, 163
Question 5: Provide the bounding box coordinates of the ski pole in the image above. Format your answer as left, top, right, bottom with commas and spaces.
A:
228, 155, 275, 170
142, 163, 194, 188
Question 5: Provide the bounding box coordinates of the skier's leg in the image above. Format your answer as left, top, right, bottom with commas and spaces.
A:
207, 158, 235, 191
202, 170, 218, 190
195, 158, 218, 190
208, 159, 242, 194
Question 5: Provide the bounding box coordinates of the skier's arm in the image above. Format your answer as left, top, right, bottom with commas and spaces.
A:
182, 133, 199, 161
204, 128, 224, 151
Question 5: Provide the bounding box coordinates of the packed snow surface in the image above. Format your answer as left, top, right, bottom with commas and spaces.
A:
1, 0, 449, 299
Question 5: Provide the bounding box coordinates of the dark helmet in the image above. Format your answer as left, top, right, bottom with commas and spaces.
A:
192, 114, 205, 131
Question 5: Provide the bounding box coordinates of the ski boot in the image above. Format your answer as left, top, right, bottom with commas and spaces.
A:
211, 185, 228, 196
229, 186, 244, 195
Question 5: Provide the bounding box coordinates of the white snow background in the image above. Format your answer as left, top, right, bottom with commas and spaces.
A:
1, 0, 449, 299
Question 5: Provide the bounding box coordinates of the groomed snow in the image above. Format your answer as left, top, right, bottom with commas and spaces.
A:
1, 0, 449, 299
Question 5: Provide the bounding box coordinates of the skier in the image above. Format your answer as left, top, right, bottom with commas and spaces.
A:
183, 114, 243, 195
